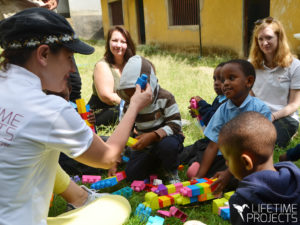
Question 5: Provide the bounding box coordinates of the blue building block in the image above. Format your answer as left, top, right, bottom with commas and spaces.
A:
136, 74, 148, 90
188, 185, 201, 196
146, 215, 165, 225
196, 178, 207, 183
135, 203, 152, 222
122, 155, 130, 163
112, 186, 133, 199
221, 207, 230, 220
91, 176, 118, 190
190, 196, 199, 203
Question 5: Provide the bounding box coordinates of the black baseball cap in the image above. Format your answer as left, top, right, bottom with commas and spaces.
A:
0, 7, 94, 55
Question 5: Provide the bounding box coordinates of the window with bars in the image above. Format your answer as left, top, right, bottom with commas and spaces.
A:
169, 0, 199, 26
109, 0, 124, 25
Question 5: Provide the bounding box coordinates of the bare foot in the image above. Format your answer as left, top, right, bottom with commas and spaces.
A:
186, 162, 200, 180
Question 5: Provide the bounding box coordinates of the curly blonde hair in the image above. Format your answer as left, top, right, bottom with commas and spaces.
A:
249, 17, 293, 69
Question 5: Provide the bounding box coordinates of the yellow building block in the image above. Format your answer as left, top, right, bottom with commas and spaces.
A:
206, 192, 215, 200
177, 195, 191, 205
181, 181, 191, 187
165, 184, 176, 194
145, 192, 159, 210
159, 196, 171, 207
172, 193, 181, 204
126, 137, 138, 147
201, 182, 211, 194
212, 198, 228, 214
75, 99, 86, 114
224, 191, 235, 200
84, 119, 92, 127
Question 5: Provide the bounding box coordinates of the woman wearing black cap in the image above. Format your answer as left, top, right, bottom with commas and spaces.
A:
0, 8, 152, 225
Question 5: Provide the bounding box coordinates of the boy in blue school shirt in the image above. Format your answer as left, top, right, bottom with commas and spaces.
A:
192, 59, 271, 192
179, 62, 227, 179
219, 111, 300, 224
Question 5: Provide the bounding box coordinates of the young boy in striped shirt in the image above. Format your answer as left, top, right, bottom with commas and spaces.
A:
116, 55, 184, 184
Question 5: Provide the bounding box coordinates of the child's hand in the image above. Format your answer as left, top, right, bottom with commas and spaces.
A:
42, 0, 59, 10
188, 96, 203, 117
108, 164, 118, 177
192, 96, 203, 102
129, 84, 152, 112
132, 132, 159, 150
210, 169, 232, 194
108, 156, 121, 176
87, 109, 96, 125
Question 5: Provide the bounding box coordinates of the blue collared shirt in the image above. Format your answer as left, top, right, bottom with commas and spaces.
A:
204, 95, 271, 144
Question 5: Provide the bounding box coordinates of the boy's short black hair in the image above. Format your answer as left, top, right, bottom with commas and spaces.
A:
216, 62, 226, 68
219, 111, 276, 165
224, 59, 256, 79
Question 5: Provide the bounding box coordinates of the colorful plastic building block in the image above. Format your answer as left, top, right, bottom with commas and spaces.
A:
135, 203, 152, 222
150, 175, 158, 184
146, 215, 165, 225
212, 191, 234, 220
212, 198, 228, 214
155, 184, 168, 196
170, 206, 188, 222
153, 179, 163, 186
126, 137, 138, 147
157, 210, 171, 218
136, 74, 148, 90
71, 175, 81, 183
122, 155, 129, 163
131, 180, 146, 192
75, 99, 95, 132
190, 98, 205, 131
90, 176, 118, 190
82, 175, 101, 184
112, 186, 133, 199
116, 171, 126, 182
220, 207, 230, 220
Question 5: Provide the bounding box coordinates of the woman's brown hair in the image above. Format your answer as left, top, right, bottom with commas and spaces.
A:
104, 26, 136, 65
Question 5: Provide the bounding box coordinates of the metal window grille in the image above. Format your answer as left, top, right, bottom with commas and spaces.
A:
109, 1, 124, 25
170, 0, 199, 25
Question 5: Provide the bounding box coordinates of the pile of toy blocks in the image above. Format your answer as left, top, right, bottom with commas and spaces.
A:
143, 178, 219, 210
212, 191, 235, 220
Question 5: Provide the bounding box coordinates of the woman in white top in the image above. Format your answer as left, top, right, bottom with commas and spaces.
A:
0, 8, 152, 225
249, 17, 300, 147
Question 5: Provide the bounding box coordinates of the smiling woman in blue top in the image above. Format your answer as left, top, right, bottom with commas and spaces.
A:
249, 17, 300, 148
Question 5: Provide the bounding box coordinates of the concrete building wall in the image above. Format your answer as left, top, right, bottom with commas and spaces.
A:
100, 0, 300, 56
201, 0, 243, 56
58, 0, 103, 40
270, 0, 300, 55
143, 0, 199, 48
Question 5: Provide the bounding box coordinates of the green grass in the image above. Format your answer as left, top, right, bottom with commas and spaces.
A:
49, 41, 300, 224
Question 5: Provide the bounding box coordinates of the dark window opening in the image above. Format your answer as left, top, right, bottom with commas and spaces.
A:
109, 1, 124, 25
170, 0, 199, 26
